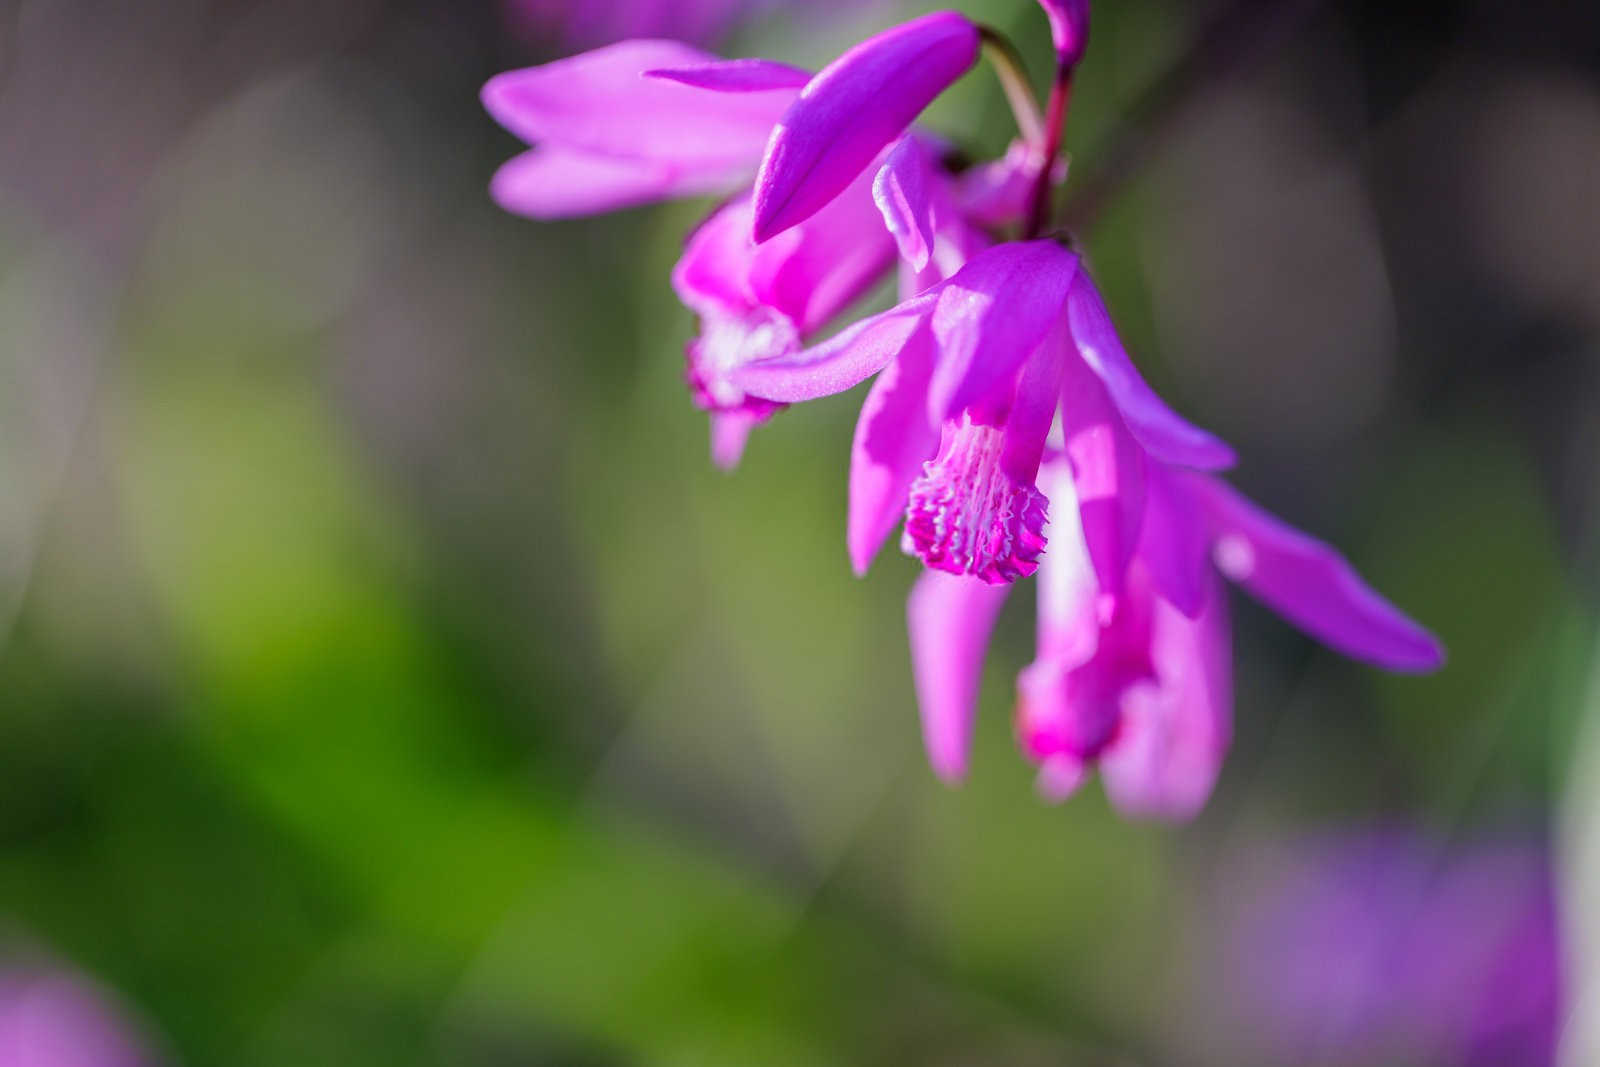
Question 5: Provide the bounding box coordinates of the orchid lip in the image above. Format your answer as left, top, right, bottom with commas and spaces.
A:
904, 414, 1049, 585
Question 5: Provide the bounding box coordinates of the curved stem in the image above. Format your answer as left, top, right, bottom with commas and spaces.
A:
977, 25, 1044, 147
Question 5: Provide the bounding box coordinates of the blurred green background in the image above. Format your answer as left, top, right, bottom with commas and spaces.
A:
1, 0, 1597, 1063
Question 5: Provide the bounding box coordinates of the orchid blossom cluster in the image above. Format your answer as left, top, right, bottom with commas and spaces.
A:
482, 1, 1444, 819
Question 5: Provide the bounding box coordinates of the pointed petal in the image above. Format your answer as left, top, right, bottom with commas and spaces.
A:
491, 147, 724, 219
1100, 579, 1233, 820
849, 325, 939, 575
644, 58, 813, 91
1191, 476, 1446, 672
709, 409, 761, 470
483, 40, 795, 166
1060, 354, 1147, 600
1032, 458, 1101, 662
1065, 272, 1235, 471
907, 569, 1011, 783
873, 137, 941, 273
731, 287, 941, 402
751, 12, 980, 242
927, 241, 1079, 420
1138, 462, 1211, 618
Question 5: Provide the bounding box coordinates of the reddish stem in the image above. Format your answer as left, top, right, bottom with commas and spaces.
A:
1023, 64, 1073, 241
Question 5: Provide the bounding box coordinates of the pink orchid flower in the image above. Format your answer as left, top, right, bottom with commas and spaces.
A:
911, 457, 1443, 814
735, 240, 1233, 582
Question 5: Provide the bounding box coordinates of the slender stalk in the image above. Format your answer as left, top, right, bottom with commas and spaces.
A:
1023, 62, 1073, 240
977, 25, 1044, 147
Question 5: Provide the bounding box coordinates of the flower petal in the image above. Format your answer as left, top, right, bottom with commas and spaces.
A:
1065, 271, 1235, 471
483, 40, 795, 166
1192, 475, 1446, 672
644, 58, 813, 92
490, 147, 723, 219
1138, 462, 1211, 618
1100, 578, 1233, 820
1032, 457, 1100, 662
750, 165, 897, 334
1036, 0, 1090, 66
872, 137, 942, 273
907, 569, 1011, 783
848, 325, 939, 575
751, 12, 980, 242
732, 287, 941, 402
672, 197, 760, 316
1060, 353, 1147, 600
710, 409, 762, 470
926, 241, 1079, 420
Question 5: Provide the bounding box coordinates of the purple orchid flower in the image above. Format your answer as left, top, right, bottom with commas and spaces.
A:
502, 0, 757, 51
481, 41, 805, 218
1217, 829, 1564, 1066
673, 163, 898, 467
1009, 460, 1442, 816
735, 240, 1233, 583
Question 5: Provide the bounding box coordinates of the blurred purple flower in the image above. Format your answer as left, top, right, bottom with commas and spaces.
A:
502, 0, 758, 51
1035, 0, 1090, 67
0, 962, 160, 1067
1219, 830, 1564, 1066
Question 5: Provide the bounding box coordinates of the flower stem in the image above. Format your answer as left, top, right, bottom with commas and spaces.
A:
977, 26, 1044, 147
1023, 62, 1073, 240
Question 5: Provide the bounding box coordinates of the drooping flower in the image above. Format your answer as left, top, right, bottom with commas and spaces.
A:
905, 453, 1443, 813
735, 240, 1233, 584
481, 41, 806, 218
673, 162, 898, 467
1214, 829, 1563, 1066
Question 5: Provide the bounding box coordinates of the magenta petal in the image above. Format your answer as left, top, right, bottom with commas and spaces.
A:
750, 165, 897, 334
1036, 754, 1089, 803
732, 287, 941, 402
907, 569, 1012, 783
490, 147, 709, 218
644, 58, 813, 92
673, 197, 760, 316
873, 137, 941, 273
1065, 272, 1235, 471
751, 11, 980, 242
1138, 463, 1211, 618
1100, 579, 1232, 820
483, 40, 795, 166
848, 325, 939, 575
1060, 354, 1147, 599
1032, 458, 1102, 662
1192, 476, 1446, 672
710, 410, 761, 470
1035, 0, 1090, 66
926, 241, 1080, 420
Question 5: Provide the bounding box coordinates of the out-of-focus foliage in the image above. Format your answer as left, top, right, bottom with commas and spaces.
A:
0, 1, 1596, 1064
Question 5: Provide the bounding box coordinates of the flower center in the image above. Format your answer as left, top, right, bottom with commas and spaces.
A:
903, 415, 1048, 584
685, 307, 799, 414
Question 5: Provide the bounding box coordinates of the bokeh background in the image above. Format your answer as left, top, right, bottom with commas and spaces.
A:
1, 0, 1598, 1063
